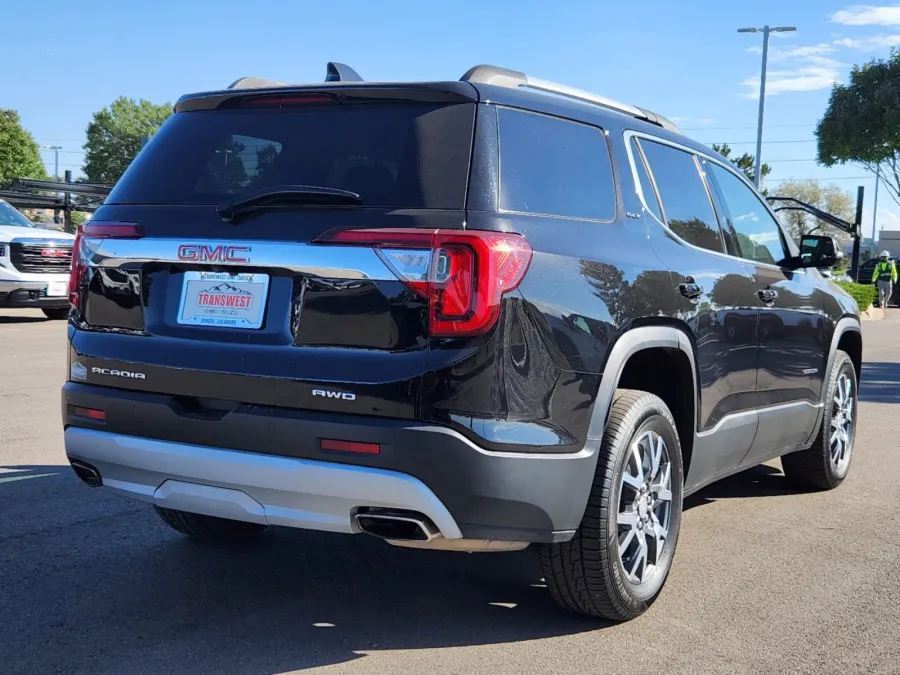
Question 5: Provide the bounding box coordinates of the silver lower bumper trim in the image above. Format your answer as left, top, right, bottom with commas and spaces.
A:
64, 427, 463, 539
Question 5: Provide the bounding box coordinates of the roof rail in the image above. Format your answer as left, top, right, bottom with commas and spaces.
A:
460, 65, 682, 134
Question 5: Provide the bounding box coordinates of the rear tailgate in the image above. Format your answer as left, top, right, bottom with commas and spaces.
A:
68, 91, 477, 420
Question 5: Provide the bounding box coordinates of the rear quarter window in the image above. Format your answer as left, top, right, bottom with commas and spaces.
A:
497, 107, 616, 221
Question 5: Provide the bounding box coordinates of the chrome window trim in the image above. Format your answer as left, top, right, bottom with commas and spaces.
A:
83, 238, 397, 281
623, 129, 804, 274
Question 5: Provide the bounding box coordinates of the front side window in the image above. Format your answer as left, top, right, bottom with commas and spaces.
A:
708, 163, 787, 265
638, 139, 724, 253
498, 107, 616, 221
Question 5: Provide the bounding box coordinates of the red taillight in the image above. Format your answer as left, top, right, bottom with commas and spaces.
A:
314, 228, 533, 337
68, 222, 144, 308
320, 439, 380, 455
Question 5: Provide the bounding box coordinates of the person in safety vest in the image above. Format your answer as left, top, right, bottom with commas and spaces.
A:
872, 251, 898, 309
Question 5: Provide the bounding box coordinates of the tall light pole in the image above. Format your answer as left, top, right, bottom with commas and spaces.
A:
41, 145, 62, 180
738, 25, 797, 189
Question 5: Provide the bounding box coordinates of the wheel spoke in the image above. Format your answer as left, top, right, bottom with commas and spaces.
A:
618, 526, 637, 557
627, 532, 648, 582
650, 435, 663, 481
650, 515, 667, 563
831, 435, 843, 463
830, 428, 841, 445
632, 442, 646, 485
617, 510, 638, 528
653, 464, 672, 502
622, 471, 643, 491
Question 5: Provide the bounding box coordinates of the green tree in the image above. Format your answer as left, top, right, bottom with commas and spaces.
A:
0, 109, 47, 185
83, 97, 172, 183
711, 143, 771, 187
817, 48, 900, 207
772, 178, 855, 242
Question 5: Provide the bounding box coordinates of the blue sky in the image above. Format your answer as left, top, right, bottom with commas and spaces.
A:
4, 0, 900, 236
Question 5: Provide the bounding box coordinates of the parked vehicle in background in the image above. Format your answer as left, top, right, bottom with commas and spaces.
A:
61, 63, 862, 622
0, 199, 74, 319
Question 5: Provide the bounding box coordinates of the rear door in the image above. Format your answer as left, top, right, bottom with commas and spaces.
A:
634, 136, 761, 483
704, 160, 826, 460
69, 90, 477, 420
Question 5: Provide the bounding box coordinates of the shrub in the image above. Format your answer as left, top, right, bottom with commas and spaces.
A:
834, 281, 876, 311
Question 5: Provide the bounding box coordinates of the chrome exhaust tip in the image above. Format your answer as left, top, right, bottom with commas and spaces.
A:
354, 509, 440, 542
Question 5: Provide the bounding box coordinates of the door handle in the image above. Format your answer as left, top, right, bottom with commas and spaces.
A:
679, 282, 702, 300
758, 288, 778, 304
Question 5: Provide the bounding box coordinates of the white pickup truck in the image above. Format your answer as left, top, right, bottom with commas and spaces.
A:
0, 199, 75, 319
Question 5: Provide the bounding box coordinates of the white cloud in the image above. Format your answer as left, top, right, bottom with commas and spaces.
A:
833, 33, 900, 49
740, 43, 841, 97
741, 66, 840, 98
831, 5, 900, 26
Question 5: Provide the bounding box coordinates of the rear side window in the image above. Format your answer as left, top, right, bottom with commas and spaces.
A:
498, 108, 615, 221
638, 139, 724, 254
107, 102, 475, 209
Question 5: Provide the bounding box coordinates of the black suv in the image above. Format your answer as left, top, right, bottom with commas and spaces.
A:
62, 63, 862, 621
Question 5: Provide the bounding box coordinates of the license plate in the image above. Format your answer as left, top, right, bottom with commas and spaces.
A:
177, 271, 269, 329
47, 281, 68, 297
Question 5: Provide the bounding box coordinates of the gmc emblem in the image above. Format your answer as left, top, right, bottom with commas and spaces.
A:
41, 249, 69, 258
177, 244, 251, 263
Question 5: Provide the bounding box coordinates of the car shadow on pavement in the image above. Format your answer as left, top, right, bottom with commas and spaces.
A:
684, 463, 796, 510
1, 465, 604, 675
0, 314, 49, 324
860, 362, 900, 404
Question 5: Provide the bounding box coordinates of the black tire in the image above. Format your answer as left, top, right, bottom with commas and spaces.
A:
155, 506, 267, 543
539, 389, 684, 621
781, 350, 857, 491
42, 308, 69, 320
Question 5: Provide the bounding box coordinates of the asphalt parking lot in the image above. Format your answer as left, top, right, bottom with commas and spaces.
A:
2, 309, 899, 675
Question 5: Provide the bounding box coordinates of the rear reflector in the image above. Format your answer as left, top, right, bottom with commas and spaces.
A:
313, 228, 532, 338
71, 406, 106, 421
320, 439, 381, 455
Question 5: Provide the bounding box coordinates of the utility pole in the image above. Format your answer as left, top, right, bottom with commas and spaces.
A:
738, 25, 797, 189
851, 185, 865, 282
872, 165, 880, 242
41, 145, 62, 180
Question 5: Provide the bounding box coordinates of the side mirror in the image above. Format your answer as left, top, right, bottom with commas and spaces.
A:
793, 234, 837, 269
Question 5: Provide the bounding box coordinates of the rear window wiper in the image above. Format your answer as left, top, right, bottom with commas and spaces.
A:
217, 185, 362, 223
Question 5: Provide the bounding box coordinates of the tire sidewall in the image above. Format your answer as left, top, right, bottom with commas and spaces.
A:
606, 403, 684, 607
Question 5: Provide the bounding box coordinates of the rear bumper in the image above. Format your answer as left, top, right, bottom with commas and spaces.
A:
62, 383, 598, 543
0, 280, 68, 308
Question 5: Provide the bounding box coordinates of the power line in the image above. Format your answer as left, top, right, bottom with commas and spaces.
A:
702, 139, 816, 145
682, 123, 815, 131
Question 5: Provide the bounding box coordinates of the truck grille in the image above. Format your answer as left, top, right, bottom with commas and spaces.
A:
10, 241, 73, 274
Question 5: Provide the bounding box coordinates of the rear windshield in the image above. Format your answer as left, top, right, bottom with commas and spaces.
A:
107, 102, 475, 209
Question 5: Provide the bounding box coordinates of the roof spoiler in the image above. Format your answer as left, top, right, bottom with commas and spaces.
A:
227, 62, 364, 90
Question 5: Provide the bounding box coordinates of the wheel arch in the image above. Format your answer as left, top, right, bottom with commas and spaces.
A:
587, 325, 699, 477
803, 316, 862, 446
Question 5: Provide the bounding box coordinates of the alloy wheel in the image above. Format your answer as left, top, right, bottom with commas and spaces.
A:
617, 429, 673, 585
